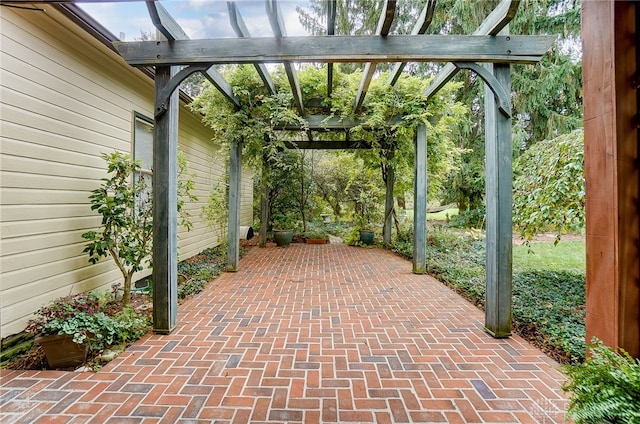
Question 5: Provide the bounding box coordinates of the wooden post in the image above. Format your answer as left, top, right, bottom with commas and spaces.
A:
226, 139, 242, 271
413, 123, 427, 273
152, 66, 179, 334
484, 61, 512, 338
583, 0, 640, 357
383, 150, 395, 244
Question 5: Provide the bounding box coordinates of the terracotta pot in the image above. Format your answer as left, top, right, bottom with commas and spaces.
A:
305, 238, 328, 244
36, 334, 87, 369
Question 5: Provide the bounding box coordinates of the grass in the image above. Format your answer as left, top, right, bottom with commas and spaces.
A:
513, 241, 585, 273
426, 207, 459, 221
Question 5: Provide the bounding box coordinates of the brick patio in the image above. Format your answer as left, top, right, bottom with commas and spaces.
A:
0, 243, 569, 423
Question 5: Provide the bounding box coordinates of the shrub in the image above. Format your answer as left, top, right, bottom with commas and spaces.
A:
563, 339, 640, 423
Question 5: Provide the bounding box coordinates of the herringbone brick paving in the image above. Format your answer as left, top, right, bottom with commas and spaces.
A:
0, 243, 569, 423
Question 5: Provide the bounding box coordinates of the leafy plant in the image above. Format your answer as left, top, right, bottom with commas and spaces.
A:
25, 291, 149, 353
82, 152, 197, 306
303, 229, 329, 240
201, 170, 229, 244
563, 339, 640, 424
513, 129, 585, 243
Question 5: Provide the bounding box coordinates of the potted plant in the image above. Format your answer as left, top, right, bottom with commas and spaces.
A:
25, 291, 149, 369
272, 215, 295, 247
304, 229, 329, 244
354, 214, 375, 246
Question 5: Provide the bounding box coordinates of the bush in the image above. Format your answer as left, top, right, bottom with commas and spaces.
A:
563, 339, 640, 423
446, 207, 486, 229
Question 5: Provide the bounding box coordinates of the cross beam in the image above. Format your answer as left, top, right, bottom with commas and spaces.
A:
113, 35, 556, 66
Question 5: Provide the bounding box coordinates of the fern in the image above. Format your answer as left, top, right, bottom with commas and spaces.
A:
563, 339, 640, 424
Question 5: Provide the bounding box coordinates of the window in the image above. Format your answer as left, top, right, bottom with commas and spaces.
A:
133, 113, 154, 215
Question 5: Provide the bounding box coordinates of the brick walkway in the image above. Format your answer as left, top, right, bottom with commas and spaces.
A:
0, 243, 569, 423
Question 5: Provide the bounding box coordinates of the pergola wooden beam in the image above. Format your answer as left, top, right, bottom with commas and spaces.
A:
228, 1, 276, 95
114, 35, 555, 65
275, 114, 403, 131
283, 140, 372, 149
266, 0, 305, 116
424, 0, 520, 98
388, 0, 436, 86
353, 0, 396, 113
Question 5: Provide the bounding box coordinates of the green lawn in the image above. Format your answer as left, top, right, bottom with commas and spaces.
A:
513, 241, 585, 273
426, 208, 458, 221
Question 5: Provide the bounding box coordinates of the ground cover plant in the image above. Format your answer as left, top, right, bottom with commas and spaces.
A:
391, 225, 586, 364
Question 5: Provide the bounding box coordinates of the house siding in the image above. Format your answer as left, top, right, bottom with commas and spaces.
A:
0, 6, 253, 336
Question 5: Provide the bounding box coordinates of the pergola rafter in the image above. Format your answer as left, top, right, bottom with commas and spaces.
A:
106, 0, 553, 338
228, 1, 276, 95
353, 0, 396, 113
387, 0, 436, 86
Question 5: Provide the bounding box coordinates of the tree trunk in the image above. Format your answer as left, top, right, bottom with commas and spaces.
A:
123, 272, 133, 306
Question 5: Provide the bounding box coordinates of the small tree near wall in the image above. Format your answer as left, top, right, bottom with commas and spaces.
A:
82, 152, 197, 306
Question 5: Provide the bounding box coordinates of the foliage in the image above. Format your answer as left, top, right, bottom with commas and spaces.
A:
82, 152, 152, 306
82, 152, 197, 306
192, 64, 468, 234
563, 339, 640, 424
201, 167, 229, 244
390, 226, 586, 364
303, 229, 329, 240
189, 65, 305, 168
513, 129, 585, 242
25, 291, 149, 353
512, 270, 585, 364
446, 207, 486, 229
343, 227, 373, 247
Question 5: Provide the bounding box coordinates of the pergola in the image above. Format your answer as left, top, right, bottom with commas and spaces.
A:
110, 0, 555, 336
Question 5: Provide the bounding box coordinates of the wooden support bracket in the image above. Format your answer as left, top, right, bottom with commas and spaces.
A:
454, 62, 512, 118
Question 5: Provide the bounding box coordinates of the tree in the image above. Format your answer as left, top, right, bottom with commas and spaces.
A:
82, 153, 153, 306
82, 152, 197, 306
512, 129, 584, 242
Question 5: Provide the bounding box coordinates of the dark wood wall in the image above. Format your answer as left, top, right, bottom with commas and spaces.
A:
582, 0, 640, 356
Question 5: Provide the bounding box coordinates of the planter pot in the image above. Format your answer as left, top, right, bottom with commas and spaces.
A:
306, 238, 328, 244
273, 230, 293, 246
359, 230, 375, 245
36, 334, 87, 369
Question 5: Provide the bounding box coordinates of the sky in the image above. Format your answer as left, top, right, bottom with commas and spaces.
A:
79, 0, 311, 41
